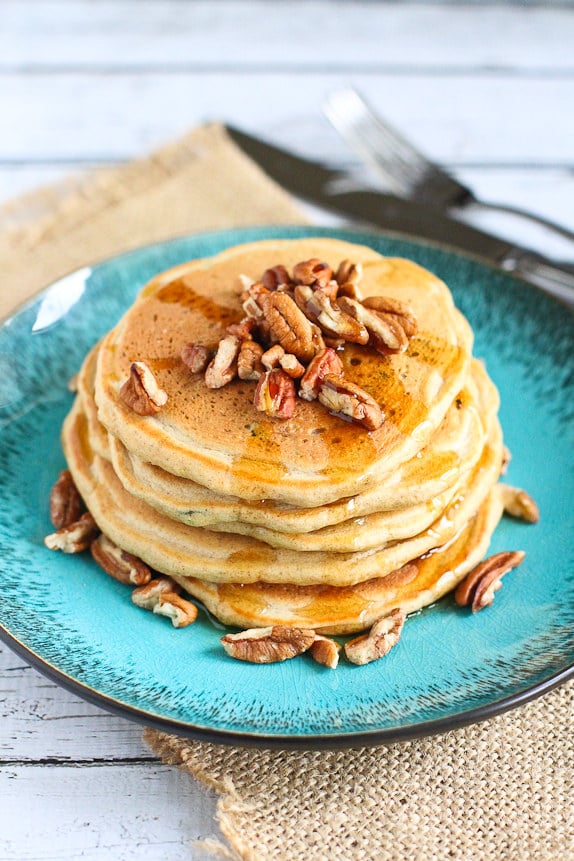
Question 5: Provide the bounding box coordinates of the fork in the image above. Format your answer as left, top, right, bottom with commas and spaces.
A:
323, 87, 574, 245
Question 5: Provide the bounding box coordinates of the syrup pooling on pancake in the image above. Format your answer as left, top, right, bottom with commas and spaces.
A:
47, 237, 535, 649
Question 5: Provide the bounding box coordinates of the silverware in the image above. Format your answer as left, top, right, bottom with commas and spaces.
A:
225, 125, 574, 304
323, 87, 574, 244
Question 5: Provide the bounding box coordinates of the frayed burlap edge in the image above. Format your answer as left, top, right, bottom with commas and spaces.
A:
144, 680, 574, 861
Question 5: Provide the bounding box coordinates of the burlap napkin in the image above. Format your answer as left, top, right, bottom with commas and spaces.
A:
2, 123, 573, 861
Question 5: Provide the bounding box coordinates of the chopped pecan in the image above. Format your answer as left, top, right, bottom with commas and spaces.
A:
132, 576, 181, 609
221, 625, 316, 663
261, 265, 292, 290
362, 295, 418, 338
335, 260, 363, 297
294, 284, 368, 344
261, 291, 318, 362
120, 362, 168, 416
238, 340, 264, 381
253, 369, 296, 419
344, 608, 405, 665
279, 353, 306, 379
261, 343, 285, 370
241, 282, 270, 319
49, 469, 84, 529
90, 534, 152, 586
454, 550, 526, 612
227, 316, 257, 340
204, 335, 240, 388
500, 485, 539, 524
45, 512, 99, 554
299, 348, 343, 401
318, 374, 383, 431
310, 635, 341, 669
293, 258, 332, 289
338, 296, 410, 354
153, 592, 198, 628
181, 342, 211, 374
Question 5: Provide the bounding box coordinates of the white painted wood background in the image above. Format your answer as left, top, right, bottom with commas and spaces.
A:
1, 2, 573, 859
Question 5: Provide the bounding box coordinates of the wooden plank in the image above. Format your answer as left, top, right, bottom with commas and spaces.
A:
2, 1, 574, 70
0, 642, 159, 762
0, 762, 219, 860
0, 72, 572, 164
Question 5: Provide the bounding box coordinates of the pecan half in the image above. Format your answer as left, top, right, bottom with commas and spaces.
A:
132, 576, 181, 609
238, 340, 264, 381
318, 374, 383, 431
253, 368, 296, 419
454, 550, 526, 612
310, 635, 341, 669
45, 512, 99, 554
262, 264, 292, 290
344, 608, 406, 665
221, 625, 316, 663
261, 292, 318, 362
294, 284, 368, 344
204, 335, 240, 389
338, 296, 410, 354
500, 485, 540, 524
362, 295, 418, 338
49, 469, 84, 529
293, 258, 333, 289
181, 342, 211, 374
153, 592, 198, 628
120, 362, 168, 416
90, 534, 152, 586
298, 348, 344, 401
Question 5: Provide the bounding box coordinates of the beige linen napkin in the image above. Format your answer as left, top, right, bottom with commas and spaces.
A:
2, 123, 573, 861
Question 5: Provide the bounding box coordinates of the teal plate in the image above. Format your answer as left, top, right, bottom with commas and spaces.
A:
1, 226, 573, 749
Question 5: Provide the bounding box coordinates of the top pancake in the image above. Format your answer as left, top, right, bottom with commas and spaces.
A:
94, 238, 473, 506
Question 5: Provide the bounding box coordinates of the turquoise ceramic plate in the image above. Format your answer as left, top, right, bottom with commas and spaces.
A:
1, 226, 573, 749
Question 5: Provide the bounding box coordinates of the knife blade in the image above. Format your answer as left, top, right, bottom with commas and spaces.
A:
226, 125, 574, 304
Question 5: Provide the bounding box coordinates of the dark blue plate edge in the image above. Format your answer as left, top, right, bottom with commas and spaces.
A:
2, 622, 572, 751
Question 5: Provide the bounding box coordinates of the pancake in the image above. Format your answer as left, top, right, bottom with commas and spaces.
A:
93, 238, 474, 506
172, 487, 505, 635
62, 394, 504, 586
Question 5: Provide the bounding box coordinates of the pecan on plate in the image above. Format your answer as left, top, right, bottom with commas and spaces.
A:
261, 264, 292, 290
261, 343, 286, 371
261, 291, 318, 363
132, 576, 181, 609
221, 625, 316, 663
500, 485, 540, 524
318, 374, 384, 431
454, 550, 526, 613
298, 348, 343, 401
241, 281, 271, 320
338, 296, 410, 354
181, 342, 211, 374
204, 335, 240, 389
335, 260, 363, 299
344, 608, 406, 665
45, 512, 100, 554
90, 534, 152, 586
279, 353, 306, 379
310, 635, 341, 669
253, 368, 296, 419
49, 469, 84, 529
120, 362, 168, 416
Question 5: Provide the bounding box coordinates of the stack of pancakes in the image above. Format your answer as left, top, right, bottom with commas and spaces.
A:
62, 237, 506, 634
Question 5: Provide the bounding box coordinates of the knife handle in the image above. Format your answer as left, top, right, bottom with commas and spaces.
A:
500, 250, 574, 306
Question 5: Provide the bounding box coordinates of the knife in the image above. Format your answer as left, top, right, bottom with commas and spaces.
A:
226, 125, 574, 304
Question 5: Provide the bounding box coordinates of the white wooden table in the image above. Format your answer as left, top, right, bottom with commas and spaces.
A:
1, 2, 573, 858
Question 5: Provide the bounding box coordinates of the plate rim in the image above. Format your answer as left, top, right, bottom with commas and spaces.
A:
1, 223, 573, 750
